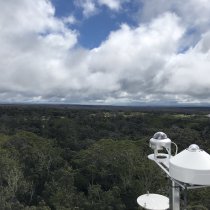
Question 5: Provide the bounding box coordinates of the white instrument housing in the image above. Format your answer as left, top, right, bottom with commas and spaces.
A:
169, 144, 210, 185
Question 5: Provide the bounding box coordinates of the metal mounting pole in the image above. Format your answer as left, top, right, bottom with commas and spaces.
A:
170, 181, 180, 210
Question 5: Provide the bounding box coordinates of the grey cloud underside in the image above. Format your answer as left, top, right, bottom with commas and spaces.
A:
0, 0, 210, 104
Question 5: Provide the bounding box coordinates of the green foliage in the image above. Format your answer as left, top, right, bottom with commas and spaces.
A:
73, 139, 166, 210
0, 106, 209, 209
43, 166, 82, 210
86, 185, 125, 210
186, 205, 208, 210
0, 148, 24, 209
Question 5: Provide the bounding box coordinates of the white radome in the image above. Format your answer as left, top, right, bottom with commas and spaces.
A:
137, 193, 169, 210
169, 144, 210, 185
150, 132, 171, 152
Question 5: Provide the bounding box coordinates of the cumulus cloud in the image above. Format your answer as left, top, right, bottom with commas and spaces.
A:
0, 0, 78, 102
138, 0, 210, 48
63, 15, 77, 25
139, 0, 210, 27
77, 0, 98, 17
1, 0, 210, 104
84, 13, 185, 103
74, 0, 128, 17
163, 34, 210, 99
98, 0, 122, 10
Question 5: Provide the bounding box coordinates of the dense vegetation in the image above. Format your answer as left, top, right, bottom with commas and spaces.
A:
0, 105, 210, 209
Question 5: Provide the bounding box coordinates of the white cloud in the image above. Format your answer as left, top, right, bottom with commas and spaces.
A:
0, 0, 63, 35
139, 0, 210, 33
1, 0, 210, 104
74, 0, 98, 17
0, 0, 78, 101
63, 15, 77, 25
83, 13, 185, 102
74, 0, 129, 17
82, 1, 97, 17
163, 34, 210, 99
98, 0, 121, 10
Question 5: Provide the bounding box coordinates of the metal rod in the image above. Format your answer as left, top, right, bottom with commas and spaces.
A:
183, 185, 188, 210
170, 181, 180, 210
187, 185, 209, 190
170, 178, 185, 189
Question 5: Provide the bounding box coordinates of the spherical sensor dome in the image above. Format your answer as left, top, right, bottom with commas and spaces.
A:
153, 132, 168, 140
150, 132, 171, 151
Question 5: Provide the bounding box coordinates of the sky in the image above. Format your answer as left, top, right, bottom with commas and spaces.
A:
1, 0, 210, 105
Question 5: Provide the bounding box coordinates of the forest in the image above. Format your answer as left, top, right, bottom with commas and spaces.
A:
0, 105, 210, 210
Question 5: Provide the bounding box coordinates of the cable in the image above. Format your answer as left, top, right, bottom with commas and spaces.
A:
172, 141, 178, 156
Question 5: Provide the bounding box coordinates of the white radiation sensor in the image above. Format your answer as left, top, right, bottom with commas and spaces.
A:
169, 144, 210, 185
137, 193, 169, 210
